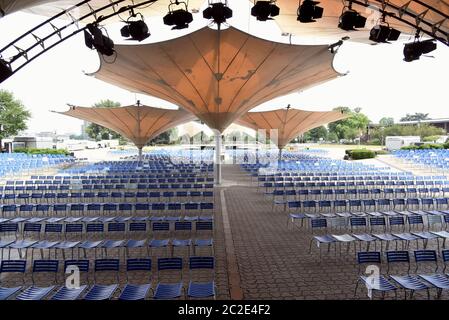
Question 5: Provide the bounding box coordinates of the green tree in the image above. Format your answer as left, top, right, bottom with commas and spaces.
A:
303, 126, 328, 142
0, 90, 31, 149
400, 113, 430, 122
85, 100, 121, 141
379, 117, 394, 127
149, 128, 178, 145
328, 107, 370, 141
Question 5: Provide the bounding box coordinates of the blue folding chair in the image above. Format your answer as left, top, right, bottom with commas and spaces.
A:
187, 256, 216, 299
386, 250, 431, 299
0, 260, 26, 300
118, 259, 152, 300
354, 251, 397, 299
153, 258, 183, 300
83, 259, 120, 300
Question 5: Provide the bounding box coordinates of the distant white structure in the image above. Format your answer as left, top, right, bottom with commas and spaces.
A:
385, 136, 421, 150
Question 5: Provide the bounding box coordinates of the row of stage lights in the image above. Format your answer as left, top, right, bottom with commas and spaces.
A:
0, 0, 440, 83
84, 0, 438, 62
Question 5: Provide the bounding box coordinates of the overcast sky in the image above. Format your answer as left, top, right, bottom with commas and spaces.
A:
0, 0, 448, 135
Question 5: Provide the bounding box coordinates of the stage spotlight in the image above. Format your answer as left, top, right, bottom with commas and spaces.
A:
403, 39, 437, 62
163, 1, 193, 30
251, 1, 280, 21
84, 23, 115, 56
203, 1, 232, 25
0, 58, 12, 83
338, 10, 366, 31
369, 24, 401, 42
120, 12, 150, 41
297, 0, 323, 23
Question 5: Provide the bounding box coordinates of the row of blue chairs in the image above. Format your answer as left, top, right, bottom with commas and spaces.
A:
4, 220, 214, 238
355, 250, 449, 299
269, 187, 449, 200
290, 211, 449, 231
284, 198, 449, 213
0, 183, 215, 192
0, 257, 215, 300
260, 181, 449, 192
0, 191, 214, 204
0, 237, 214, 260
310, 230, 449, 258
0, 202, 214, 216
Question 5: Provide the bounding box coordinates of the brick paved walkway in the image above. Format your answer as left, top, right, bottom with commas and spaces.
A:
218, 164, 446, 300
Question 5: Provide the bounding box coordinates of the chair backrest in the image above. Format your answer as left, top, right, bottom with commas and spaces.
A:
107, 222, 125, 232
0, 260, 26, 276
369, 217, 386, 227
196, 221, 213, 231
310, 218, 327, 229
24, 223, 42, 233
32, 259, 59, 284
385, 250, 410, 273
158, 257, 182, 271
33, 259, 59, 273
65, 224, 83, 233
152, 222, 170, 231
45, 224, 63, 233
0, 223, 19, 233
86, 223, 104, 233
388, 216, 405, 226
64, 259, 89, 273
189, 256, 215, 270
414, 250, 438, 272
129, 222, 147, 232
175, 221, 192, 231
407, 215, 424, 225
94, 259, 120, 283
350, 217, 367, 227
126, 258, 152, 278
357, 252, 381, 273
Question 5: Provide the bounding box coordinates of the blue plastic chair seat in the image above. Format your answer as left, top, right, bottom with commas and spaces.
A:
101, 240, 124, 248
392, 233, 420, 241
0, 286, 22, 300
390, 275, 431, 291
412, 232, 439, 240
51, 285, 88, 300
0, 240, 15, 249
118, 283, 152, 300
184, 216, 199, 221
289, 213, 306, 219
432, 231, 449, 239
31, 241, 59, 249
332, 234, 356, 242
55, 241, 80, 249
16, 286, 56, 300
359, 275, 396, 291
9, 240, 37, 249
126, 240, 146, 248
83, 284, 118, 300
150, 239, 169, 247
165, 216, 182, 222
313, 235, 336, 244
78, 240, 103, 249
372, 234, 398, 241
419, 274, 449, 289
352, 234, 377, 242
173, 239, 192, 247
195, 239, 213, 247
153, 282, 183, 300
187, 281, 215, 298
149, 216, 166, 221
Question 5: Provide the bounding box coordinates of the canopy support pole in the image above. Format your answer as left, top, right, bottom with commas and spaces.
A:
278, 148, 283, 162
215, 133, 222, 185
138, 147, 143, 161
